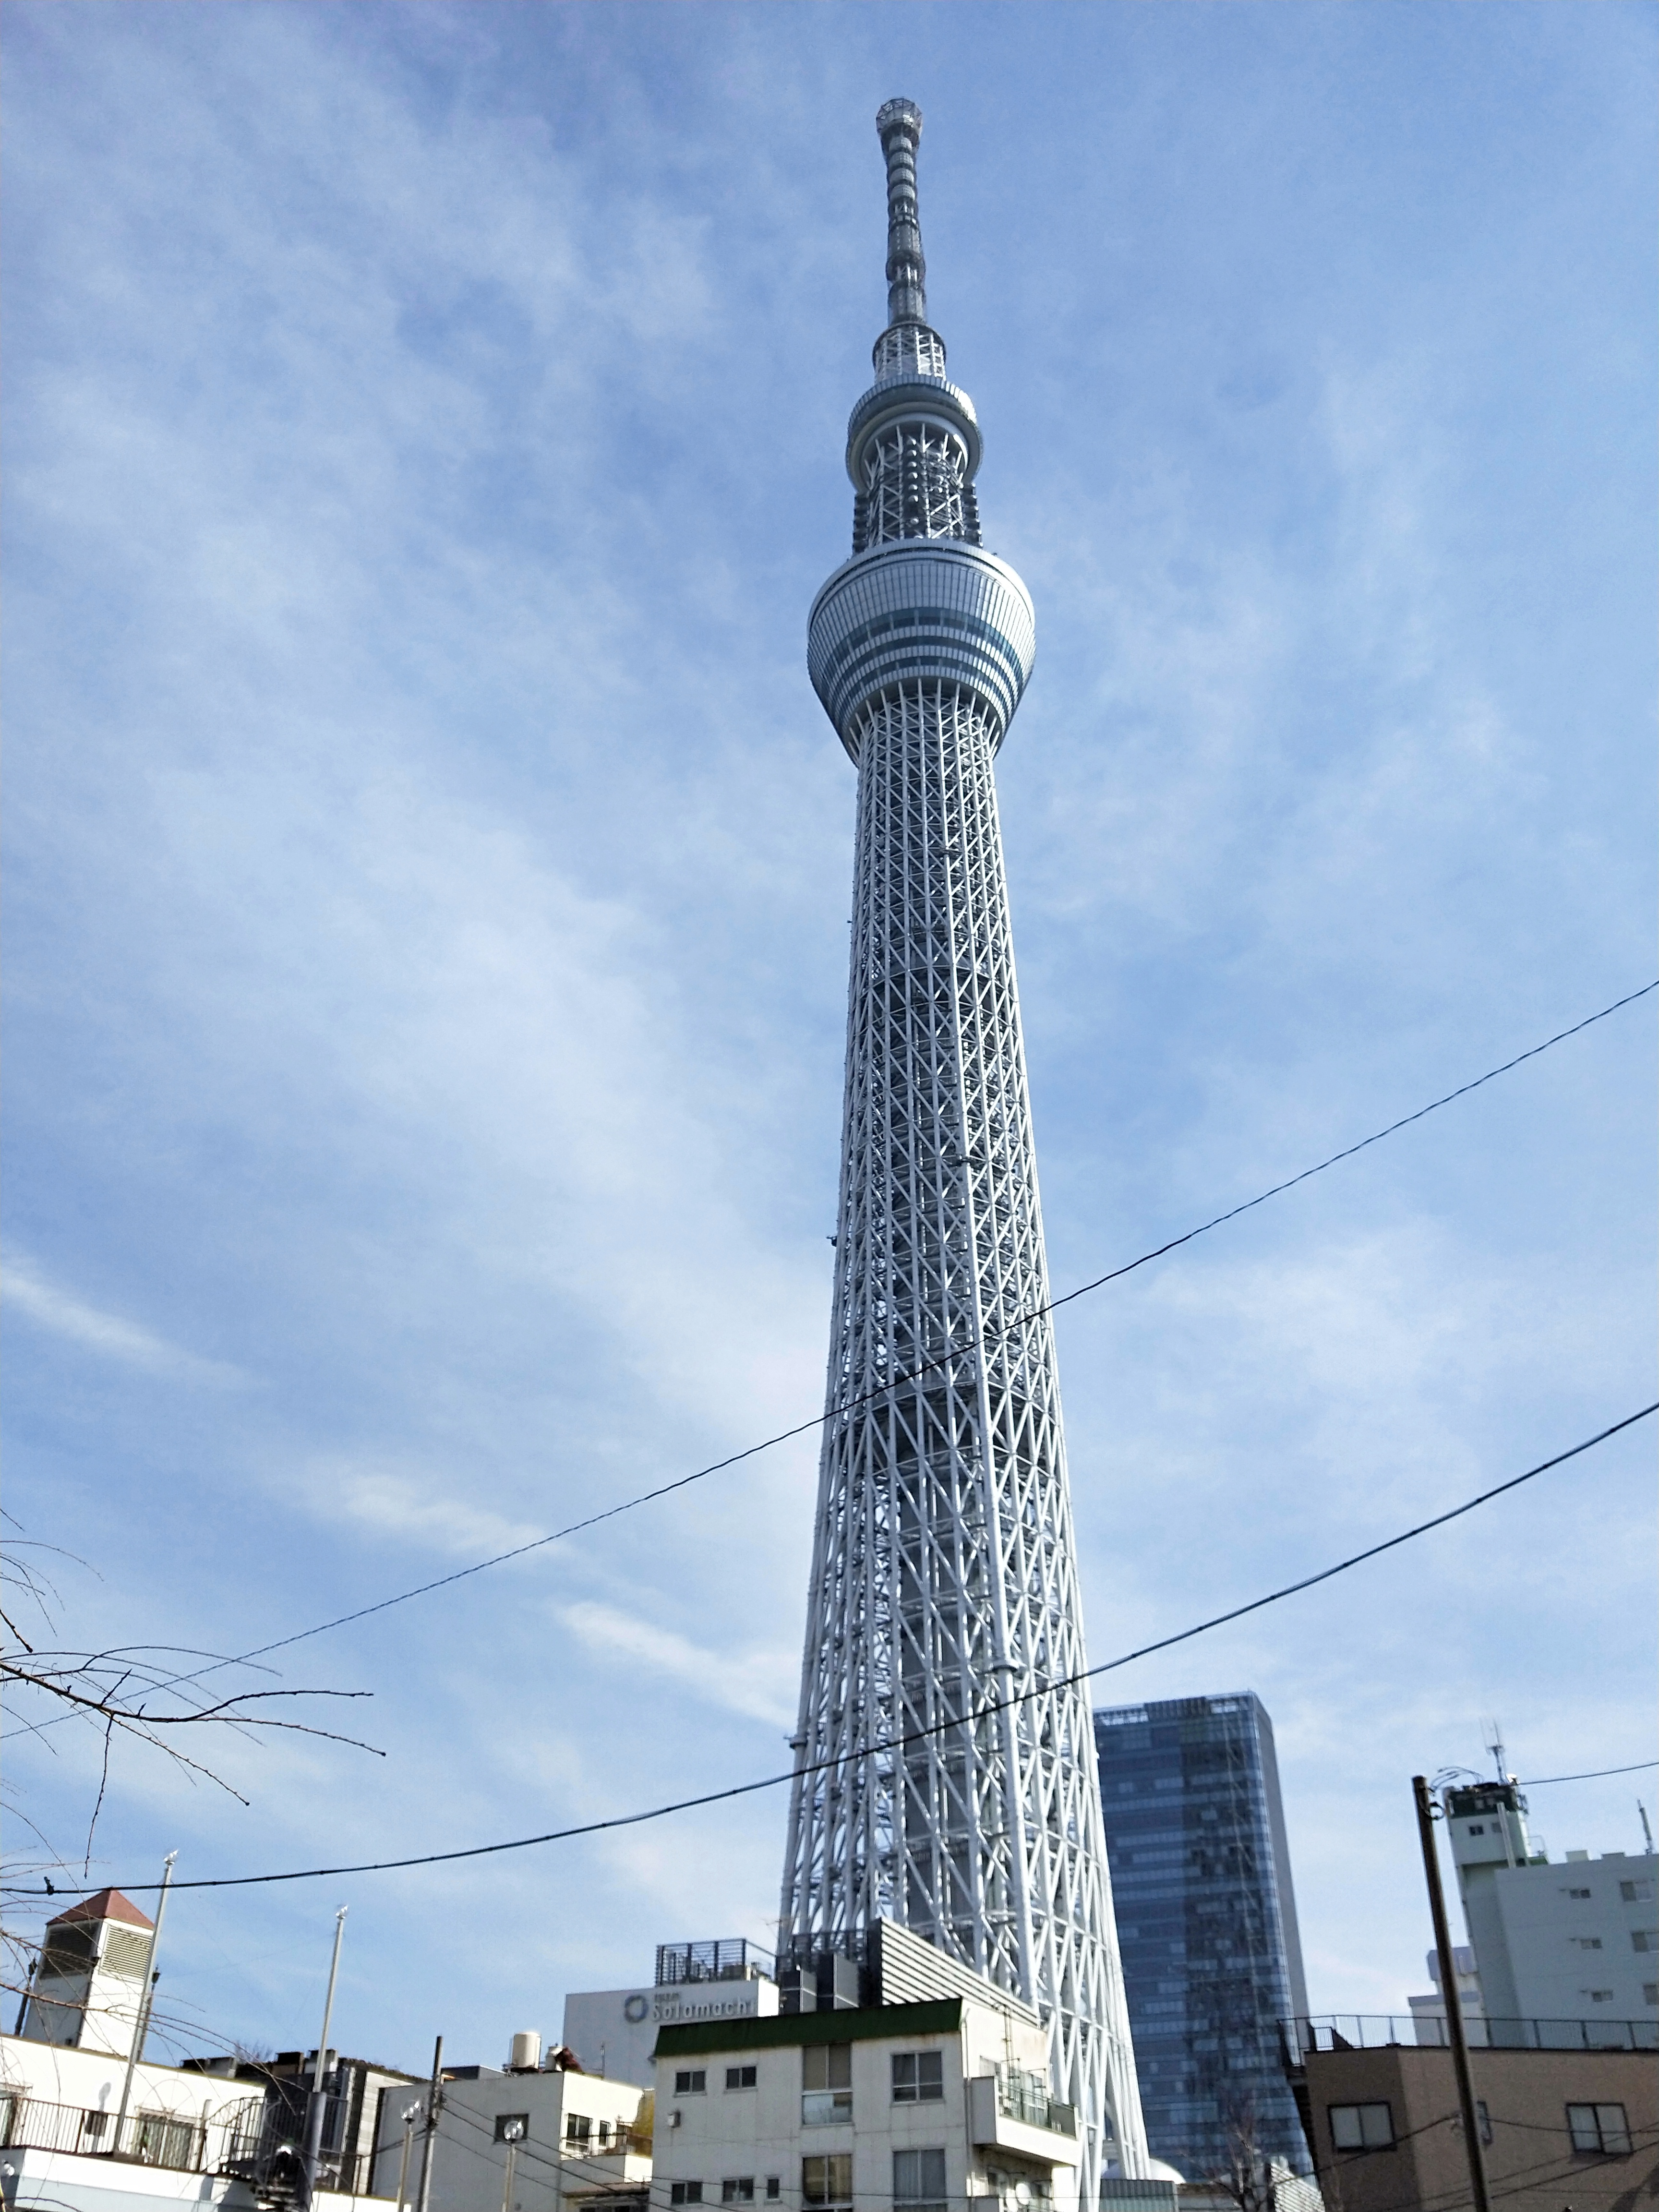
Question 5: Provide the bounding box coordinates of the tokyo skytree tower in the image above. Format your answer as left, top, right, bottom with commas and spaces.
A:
780, 101, 1148, 2190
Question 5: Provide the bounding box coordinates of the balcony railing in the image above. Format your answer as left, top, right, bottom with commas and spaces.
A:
995, 2071, 1076, 2137
0, 2094, 264, 2175
1286, 2014, 1658, 2058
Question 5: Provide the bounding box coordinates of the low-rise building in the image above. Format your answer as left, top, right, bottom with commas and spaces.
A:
368, 2033, 650, 2212
649, 1987, 1082, 2212
1284, 2021, 1657, 2212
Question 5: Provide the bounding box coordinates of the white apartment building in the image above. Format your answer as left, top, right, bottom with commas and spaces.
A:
369, 2033, 651, 2212
1443, 1782, 1658, 2029
649, 1990, 1083, 2212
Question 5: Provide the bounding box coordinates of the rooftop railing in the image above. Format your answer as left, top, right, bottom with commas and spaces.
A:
1286, 2014, 1657, 2059
656, 1938, 776, 1988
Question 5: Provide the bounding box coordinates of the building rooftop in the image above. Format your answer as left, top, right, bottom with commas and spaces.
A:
46, 1887, 154, 1931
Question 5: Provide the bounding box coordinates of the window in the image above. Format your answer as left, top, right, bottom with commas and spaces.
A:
802, 2155, 853, 2208
672, 2187, 705, 2206
1643, 1983, 1658, 2006
565, 2116, 591, 2147
1620, 1879, 1655, 1903
1587, 1990, 1614, 2002
1328, 2103, 1395, 2152
765, 2184, 780, 2203
1567, 1887, 1592, 1899
1574, 1937, 1604, 1950
891, 2053, 944, 2104
1467, 1824, 1485, 1835
1632, 1931, 1656, 1952
675, 2071, 708, 2096
722, 2182, 755, 2203
726, 2067, 758, 2092
803, 2045, 853, 2126
1567, 2104, 1632, 2155
894, 2148, 948, 2212
132, 2115, 198, 2171
598, 2122, 614, 2150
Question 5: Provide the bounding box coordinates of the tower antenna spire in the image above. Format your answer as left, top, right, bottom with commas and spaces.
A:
877, 98, 927, 327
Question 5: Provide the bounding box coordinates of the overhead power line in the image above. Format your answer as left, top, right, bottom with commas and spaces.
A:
25, 1400, 1650, 1899
1520, 1759, 1659, 1786
110, 977, 1659, 1694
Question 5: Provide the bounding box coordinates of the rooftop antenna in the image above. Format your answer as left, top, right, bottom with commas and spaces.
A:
1639, 1801, 1655, 1856
1482, 1718, 1507, 1782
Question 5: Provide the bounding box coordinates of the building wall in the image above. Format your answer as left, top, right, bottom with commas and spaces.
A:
564, 1979, 778, 2088
1482, 1855, 1659, 2025
1092, 1695, 1309, 2180
650, 1999, 1079, 2212
1300, 2044, 1659, 2212
370, 2060, 650, 2212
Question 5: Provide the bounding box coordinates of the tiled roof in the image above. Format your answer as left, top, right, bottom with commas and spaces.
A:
48, 1887, 155, 1932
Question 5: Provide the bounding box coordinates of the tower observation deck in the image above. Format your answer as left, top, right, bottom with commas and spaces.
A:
781, 101, 1149, 2192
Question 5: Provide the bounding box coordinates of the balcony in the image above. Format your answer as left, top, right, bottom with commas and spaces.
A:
967, 2077, 1078, 2167
0, 2093, 263, 2176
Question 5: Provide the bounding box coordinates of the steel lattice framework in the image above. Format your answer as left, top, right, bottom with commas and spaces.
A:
781, 100, 1149, 2195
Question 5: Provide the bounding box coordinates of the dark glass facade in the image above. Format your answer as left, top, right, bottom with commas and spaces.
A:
1094, 1694, 1310, 2180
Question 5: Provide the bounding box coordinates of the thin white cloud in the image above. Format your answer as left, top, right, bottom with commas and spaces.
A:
560, 1600, 797, 1731
3, 1251, 246, 1386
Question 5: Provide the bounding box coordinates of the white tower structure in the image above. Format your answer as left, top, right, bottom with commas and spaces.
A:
781, 101, 1148, 2191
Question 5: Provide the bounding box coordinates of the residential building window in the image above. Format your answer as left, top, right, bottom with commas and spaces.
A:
675, 2072, 708, 2096
1643, 1983, 1659, 2006
132, 2115, 198, 2171
893, 2147, 947, 2212
891, 2053, 944, 2104
1620, 1879, 1655, 1903
722, 2182, 755, 2203
802, 2045, 853, 2126
1574, 1937, 1604, 1950
765, 2183, 780, 2203
1328, 2103, 1395, 2152
802, 2154, 853, 2208
565, 2116, 591, 2147
726, 2067, 758, 2092
672, 2186, 705, 2206
597, 2121, 614, 2149
1587, 1990, 1614, 2002
1567, 1887, 1592, 1899
1632, 1931, 1656, 1952
1567, 2105, 1632, 2155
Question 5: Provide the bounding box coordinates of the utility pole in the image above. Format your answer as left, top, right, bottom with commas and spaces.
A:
1412, 1776, 1491, 2212
301, 1907, 348, 2207
415, 2035, 444, 2212
112, 1851, 176, 2157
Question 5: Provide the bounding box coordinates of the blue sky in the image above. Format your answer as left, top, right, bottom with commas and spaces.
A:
4, 0, 1654, 2076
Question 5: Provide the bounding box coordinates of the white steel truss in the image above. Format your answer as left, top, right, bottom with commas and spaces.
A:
783, 98, 1149, 2198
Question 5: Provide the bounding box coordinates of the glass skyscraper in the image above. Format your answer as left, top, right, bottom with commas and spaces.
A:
1093, 1694, 1311, 2180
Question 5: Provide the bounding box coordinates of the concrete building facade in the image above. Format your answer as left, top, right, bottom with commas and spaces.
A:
1445, 1781, 1659, 2027
649, 1994, 1082, 2212
1286, 2036, 1658, 2212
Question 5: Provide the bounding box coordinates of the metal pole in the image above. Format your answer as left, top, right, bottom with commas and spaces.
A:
500, 2139, 519, 2212
112, 1851, 176, 2156
301, 1907, 349, 2207
415, 2036, 443, 2212
1412, 1776, 1491, 2212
